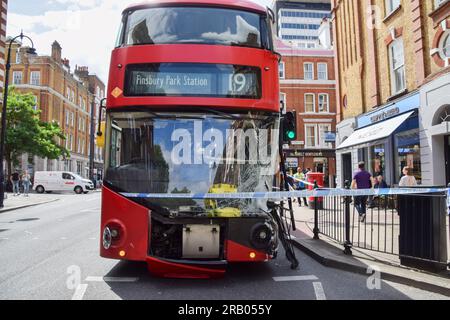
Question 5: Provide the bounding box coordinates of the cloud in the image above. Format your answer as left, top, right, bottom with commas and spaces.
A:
7, 0, 274, 85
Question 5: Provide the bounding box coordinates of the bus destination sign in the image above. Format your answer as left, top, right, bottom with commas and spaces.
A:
125, 63, 261, 99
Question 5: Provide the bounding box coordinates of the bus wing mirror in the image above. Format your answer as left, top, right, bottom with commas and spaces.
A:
97, 98, 107, 138
267, 7, 275, 23
96, 122, 106, 148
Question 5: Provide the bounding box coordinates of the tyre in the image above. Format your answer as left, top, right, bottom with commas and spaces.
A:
74, 186, 83, 195
36, 186, 45, 194
83, 191, 89, 194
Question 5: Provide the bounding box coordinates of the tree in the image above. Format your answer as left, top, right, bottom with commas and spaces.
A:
4, 89, 69, 175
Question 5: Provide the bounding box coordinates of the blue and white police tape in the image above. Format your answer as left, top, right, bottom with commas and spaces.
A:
286, 175, 321, 188
121, 187, 449, 200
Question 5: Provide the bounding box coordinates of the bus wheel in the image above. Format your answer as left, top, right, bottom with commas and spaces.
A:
74, 186, 83, 195
36, 186, 45, 194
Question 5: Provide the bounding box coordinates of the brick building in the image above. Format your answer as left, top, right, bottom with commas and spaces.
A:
332, 0, 450, 187
6, 40, 105, 178
74, 66, 106, 179
276, 39, 337, 186
0, 0, 7, 102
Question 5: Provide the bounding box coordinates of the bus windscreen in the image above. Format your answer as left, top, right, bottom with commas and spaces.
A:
122, 7, 263, 48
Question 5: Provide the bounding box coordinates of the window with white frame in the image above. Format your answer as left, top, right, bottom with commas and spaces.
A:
319, 124, 332, 148
12, 71, 23, 85
279, 62, 285, 79
318, 94, 329, 113
68, 134, 73, 151
317, 63, 328, 80
71, 112, 74, 127
305, 93, 315, 113
385, 0, 401, 15
67, 87, 71, 100
32, 95, 38, 111
440, 31, 450, 59
65, 111, 70, 126
435, 0, 446, 9
305, 125, 317, 148
15, 49, 21, 64
305, 124, 332, 148
280, 92, 287, 112
389, 38, 406, 95
304, 63, 314, 80
30, 71, 40, 85
77, 138, 81, 154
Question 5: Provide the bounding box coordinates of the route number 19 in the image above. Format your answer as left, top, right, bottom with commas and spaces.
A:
229, 73, 247, 93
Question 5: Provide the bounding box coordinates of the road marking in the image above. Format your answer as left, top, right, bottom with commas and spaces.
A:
86, 198, 100, 202
89, 237, 96, 240
313, 282, 326, 300
32, 237, 39, 240
85, 276, 139, 283
273, 275, 318, 282
0, 238, 9, 240
72, 284, 88, 300
24, 231, 33, 235
60, 237, 68, 240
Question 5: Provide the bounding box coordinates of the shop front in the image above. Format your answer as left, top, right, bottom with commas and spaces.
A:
336, 92, 421, 187
284, 149, 336, 187
420, 72, 450, 186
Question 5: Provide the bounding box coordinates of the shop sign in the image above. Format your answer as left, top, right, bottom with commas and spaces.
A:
370, 107, 400, 124
324, 132, 336, 143
285, 157, 299, 169
357, 92, 420, 129
287, 150, 336, 158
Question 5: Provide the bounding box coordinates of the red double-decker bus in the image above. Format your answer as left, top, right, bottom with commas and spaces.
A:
100, 0, 287, 278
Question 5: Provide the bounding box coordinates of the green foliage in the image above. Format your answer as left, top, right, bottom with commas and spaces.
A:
4, 89, 69, 173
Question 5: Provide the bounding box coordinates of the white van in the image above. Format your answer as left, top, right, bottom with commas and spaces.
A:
34, 172, 94, 194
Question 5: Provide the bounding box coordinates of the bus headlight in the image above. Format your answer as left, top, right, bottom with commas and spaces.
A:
102, 227, 112, 250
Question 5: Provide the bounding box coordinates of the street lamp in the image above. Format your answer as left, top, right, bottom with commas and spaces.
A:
0, 32, 36, 208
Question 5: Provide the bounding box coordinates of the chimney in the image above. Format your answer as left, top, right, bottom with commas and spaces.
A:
75, 65, 89, 78
51, 41, 62, 62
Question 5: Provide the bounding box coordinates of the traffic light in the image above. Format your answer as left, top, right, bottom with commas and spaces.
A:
281, 111, 297, 142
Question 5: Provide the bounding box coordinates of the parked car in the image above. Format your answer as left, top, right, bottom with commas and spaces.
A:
33, 172, 94, 194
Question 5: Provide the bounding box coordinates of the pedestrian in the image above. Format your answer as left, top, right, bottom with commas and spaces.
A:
21, 170, 31, 197
351, 162, 373, 223
399, 166, 417, 187
374, 175, 388, 189
294, 167, 308, 207
369, 175, 389, 208
10, 170, 21, 196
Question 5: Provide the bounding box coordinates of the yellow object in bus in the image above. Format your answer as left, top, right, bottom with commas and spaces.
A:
205, 184, 241, 218
96, 122, 106, 148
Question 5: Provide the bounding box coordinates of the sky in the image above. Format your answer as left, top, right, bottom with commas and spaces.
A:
8, 0, 274, 85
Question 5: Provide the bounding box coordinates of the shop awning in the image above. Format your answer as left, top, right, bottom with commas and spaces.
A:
337, 111, 414, 150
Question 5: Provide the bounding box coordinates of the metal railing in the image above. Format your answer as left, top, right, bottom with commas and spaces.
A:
311, 182, 449, 272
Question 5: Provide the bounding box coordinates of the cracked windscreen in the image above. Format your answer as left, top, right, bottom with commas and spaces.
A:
104, 111, 279, 217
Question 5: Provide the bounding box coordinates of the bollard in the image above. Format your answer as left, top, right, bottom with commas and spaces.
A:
313, 180, 320, 240
343, 180, 353, 255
